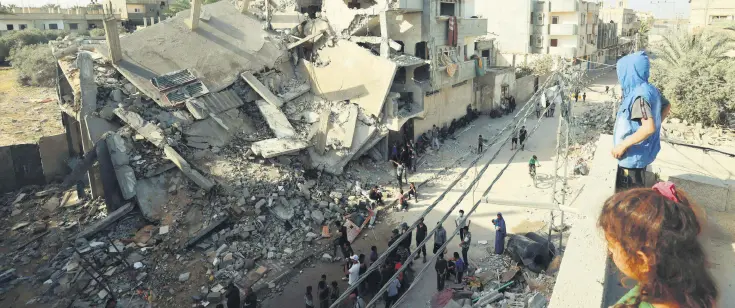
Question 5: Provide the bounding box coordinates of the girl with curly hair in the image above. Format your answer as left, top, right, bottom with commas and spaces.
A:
598, 182, 718, 307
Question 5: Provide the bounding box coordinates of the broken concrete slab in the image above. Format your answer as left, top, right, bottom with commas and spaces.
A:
106, 133, 129, 167
115, 165, 137, 200
287, 31, 324, 50
163, 146, 215, 190
77, 203, 134, 239
277, 83, 310, 103
308, 121, 381, 175
271, 11, 307, 29
184, 215, 228, 248
241, 72, 284, 108
250, 138, 310, 158
114, 109, 166, 148
135, 173, 169, 222
302, 40, 397, 117
185, 109, 254, 148
254, 100, 296, 138
185, 89, 245, 120
347, 36, 402, 51
85, 115, 121, 143
342, 104, 359, 148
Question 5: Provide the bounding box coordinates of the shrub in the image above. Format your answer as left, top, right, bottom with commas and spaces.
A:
0, 29, 69, 62
89, 28, 106, 37
8, 44, 57, 87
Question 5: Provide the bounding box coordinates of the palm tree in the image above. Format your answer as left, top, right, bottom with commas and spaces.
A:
165, 0, 221, 17
654, 30, 735, 69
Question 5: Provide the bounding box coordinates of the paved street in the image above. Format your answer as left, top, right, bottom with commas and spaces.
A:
261, 70, 621, 308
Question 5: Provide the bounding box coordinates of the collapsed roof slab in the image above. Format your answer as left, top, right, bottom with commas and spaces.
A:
98, 1, 286, 107
271, 11, 307, 30
254, 100, 297, 138
241, 72, 285, 108
251, 138, 310, 158
308, 121, 379, 175
322, 0, 390, 34
302, 40, 397, 117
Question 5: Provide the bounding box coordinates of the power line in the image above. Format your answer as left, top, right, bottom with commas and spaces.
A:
328, 72, 561, 308
385, 76, 563, 308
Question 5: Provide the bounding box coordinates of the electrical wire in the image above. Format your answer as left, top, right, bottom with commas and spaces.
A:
328, 72, 562, 308
385, 76, 563, 308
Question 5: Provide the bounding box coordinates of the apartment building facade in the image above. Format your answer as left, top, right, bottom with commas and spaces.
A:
599, 7, 640, 37
0, 6, 117, 32
380, 0, 488, 143
689, 0, 735, 32
106, 0, 170, 30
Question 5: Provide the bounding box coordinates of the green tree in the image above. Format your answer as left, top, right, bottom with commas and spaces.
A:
650, 30, 735, 126
637, 19, 652, 50
165, 0, 221, 17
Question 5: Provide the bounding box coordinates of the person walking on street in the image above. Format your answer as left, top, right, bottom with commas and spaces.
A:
347, 255, 361, 296
432, 125, 441, 149
225, 282, 241, 308
511, 129, 518, 150
400, 222, 412, 255
519, 126, 527, 151
510, 96, 516, 113
455, 210, 470, 241
575, 92, 579, 102
393, 162, 405, 190
243, 286, 257, 308
435, 253, 448, 291
384, 276, 401, 308
583, 92, 586, 102
398, 189, 408, 212
605, 85, 609, 94
493, 213, 507, 254
433, 222, 446, 257
305, 286, 315, 308
452, 252, 465, 284
414, 218, 428, 262
329, 281, 340, 308
535, 102, 542, 118
318, 280, 330, 308
333, 221, 348, 261
460, 226, 471, 266
477, 134, 486, 154
549, 102, 556, 117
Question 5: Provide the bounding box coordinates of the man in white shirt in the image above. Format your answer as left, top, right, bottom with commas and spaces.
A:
455, 210, 470, 241
347, 255, 361, 295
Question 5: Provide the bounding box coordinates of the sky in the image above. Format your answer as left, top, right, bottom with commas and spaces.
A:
6, 0, 693, 20
601, 0, 691, 19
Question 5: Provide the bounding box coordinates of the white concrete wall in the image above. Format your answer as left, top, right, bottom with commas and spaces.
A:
41, 20, 64, 30
0, 19, 34, 30
514, 74, 537, 104
474, 0, 533, 54
549, 11, 580, 24
414, 82, 472, 135
387, 12, 422, 56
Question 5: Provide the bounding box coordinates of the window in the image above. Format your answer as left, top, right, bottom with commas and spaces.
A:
134, 8, 141, 12
415, 42, 427, 60
581, 14, 585, 24
19, 24, 27, 30
537, 13, 543, 24
552, 16, 559, 24
49, 24, 58, 30
439, 2, 455, 17
89, 23, 97, 29
161, 1, 166, 8
550, 39, 558, 47
6, 25, 13, 30
537, 36, 542, 46
69, 23, 78, 30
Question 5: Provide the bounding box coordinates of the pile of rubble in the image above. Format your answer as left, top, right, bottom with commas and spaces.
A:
662, 118, 735, 149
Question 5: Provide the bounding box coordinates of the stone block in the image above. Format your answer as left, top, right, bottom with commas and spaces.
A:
114, 165, 137, 200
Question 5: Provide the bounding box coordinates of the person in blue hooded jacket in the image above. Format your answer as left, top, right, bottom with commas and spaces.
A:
612, 51, 671, 187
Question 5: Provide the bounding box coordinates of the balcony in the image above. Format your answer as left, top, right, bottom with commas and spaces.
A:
458, 17, 488, 38
549, 24, 578, 35
389, 0, 423, 11
434, 59, 477, 86
549, 0, 579, 12
549, 46, 577, 58
385, 94, 424, 131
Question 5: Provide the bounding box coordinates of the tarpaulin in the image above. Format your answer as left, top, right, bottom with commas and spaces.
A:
447, 16, 458, 47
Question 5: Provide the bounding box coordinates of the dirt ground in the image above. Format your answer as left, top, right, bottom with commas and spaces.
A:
0, 67, 63, 147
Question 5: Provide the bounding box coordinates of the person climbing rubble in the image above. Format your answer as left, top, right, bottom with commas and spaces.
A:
612, 51, 670, 188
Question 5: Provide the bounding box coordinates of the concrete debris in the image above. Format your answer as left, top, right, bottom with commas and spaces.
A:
251, 138, 310, 158
254, 100, 297, 138
527, 292, 547, 308
178, 272, 190, 282
76, 203, 134, 239
113, 108, 167, 148
241, 72, 285, 108
271, 11, 307, 29
287, 31, 325, 50
163, 146, 215, 190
